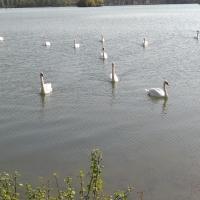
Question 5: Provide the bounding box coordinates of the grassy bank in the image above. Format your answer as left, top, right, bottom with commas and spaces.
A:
0, 149, 134, 200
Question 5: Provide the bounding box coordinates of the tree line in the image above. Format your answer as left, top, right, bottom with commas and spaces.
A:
0, 0, 72, 7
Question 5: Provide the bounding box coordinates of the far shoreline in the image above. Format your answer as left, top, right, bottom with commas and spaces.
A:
0, 2, 199, 8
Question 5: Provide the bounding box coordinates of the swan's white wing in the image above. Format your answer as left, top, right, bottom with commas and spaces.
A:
43, 83, 52, 94
45, 41, 51, 46
74, 43, 80, 48
101, 52, 108, 59
143, 41, 148, 47
109, 73, 119, 82
146, 88, 165, 97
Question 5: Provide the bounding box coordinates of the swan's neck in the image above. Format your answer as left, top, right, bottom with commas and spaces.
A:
163, 83, 168, 97
112, 64, 115, 81
40, 76, 45, 92
197, 32, 199, 39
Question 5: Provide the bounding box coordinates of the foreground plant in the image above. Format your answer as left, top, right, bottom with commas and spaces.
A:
0, 149, 134, 200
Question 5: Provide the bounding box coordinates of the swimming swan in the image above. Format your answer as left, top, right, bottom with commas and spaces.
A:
40, 72, 52, 95
74, 39, 80, 48
142, 38, 148, 48
145, 80, 169, 98
101, 47, 108, 60
0, 36, 4, 41
110, 63, 119, 82
44, 41, 51, 47
194, 30, 199, 40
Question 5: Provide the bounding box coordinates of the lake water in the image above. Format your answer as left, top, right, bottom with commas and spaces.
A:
0, 4, 200, 199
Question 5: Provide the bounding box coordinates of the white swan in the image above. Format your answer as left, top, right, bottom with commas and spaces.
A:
74, 39, 80, 48
100, 34, 105, 43
0, 36, 4, 41
145, 80, 169, 98
40, 72, 52, 95
101, 47, 108, 60
142, 38, 148, 48
44, 41, 51, 47
194, 30, 199, 40
110, 63, 119, 83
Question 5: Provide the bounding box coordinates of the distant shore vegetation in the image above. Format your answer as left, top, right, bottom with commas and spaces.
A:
77, 0, 104, 7
0, 0, 104, 7
0, 0, 198, 7
0, 0, 72, 7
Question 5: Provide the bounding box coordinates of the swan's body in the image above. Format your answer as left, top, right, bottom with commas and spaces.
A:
143, 38, 148, 48
101, 47, 108, 59
145, 80, 169, 98
100, 34, 105, 43
74, 40, 80, 48
40, 72, 52, 95
45, 41, 51, 47
194, 30, 199, 40
0, 36, 4, 41
110, 63, 119, 82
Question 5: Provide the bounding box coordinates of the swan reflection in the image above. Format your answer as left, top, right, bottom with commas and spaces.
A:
40, 94, 46, 108
148, 96, 168, 114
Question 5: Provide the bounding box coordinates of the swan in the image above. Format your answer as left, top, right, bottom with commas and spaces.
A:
142, 38, 148, 48
145, 80, 169, 98
100, 34, 105, 43
110, 63, 119, 83
74, 39, 80, 48
194, 30, 199, 40
0, 36, 4, 41
44, 41, 51, 47
40, 72, 52, 95
101, 47, 108, 60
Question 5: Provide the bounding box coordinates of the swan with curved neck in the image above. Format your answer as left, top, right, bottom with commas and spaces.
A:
40, 72, 52, 95
194, 30, 199, 40
145, 80, 169, 98
110, 63, 119, 83
0, 36, 4, 41
101, 47, 108, 59
74, 39, 80, 48
143, 38, 148, 48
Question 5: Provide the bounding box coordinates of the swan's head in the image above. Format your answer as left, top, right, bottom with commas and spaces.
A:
164, 80, 169, 86
102, 47, 105, 51
197, 30, 199, 34
40, 72, 44, 77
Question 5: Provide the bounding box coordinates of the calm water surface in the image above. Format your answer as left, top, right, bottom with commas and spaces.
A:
1, 4, 200, 200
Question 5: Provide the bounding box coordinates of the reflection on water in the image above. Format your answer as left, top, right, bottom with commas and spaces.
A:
40, 94, 46, 108
148, 96, 168, 114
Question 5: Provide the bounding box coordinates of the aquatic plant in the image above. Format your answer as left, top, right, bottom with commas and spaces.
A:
0, 149, 134, 200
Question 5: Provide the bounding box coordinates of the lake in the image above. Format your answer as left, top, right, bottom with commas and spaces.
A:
0, 4, 200, 200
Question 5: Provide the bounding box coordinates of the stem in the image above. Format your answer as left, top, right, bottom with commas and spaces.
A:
54, 174, 61, 200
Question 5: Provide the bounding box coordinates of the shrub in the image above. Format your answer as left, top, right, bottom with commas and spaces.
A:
0, 149, 134, 200
77, 0, 104, 7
